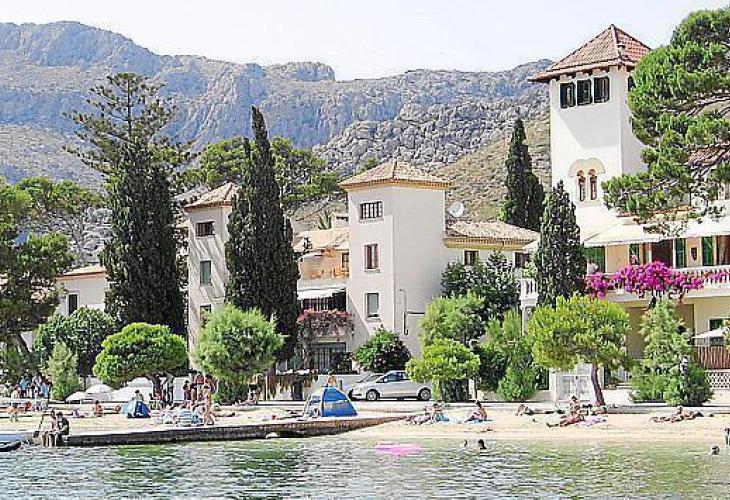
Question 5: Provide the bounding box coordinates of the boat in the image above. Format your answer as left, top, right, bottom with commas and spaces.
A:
0, 432, 33, 443
0, 441, 21, 452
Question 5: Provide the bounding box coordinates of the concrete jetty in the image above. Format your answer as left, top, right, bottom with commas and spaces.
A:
63, 415, 403, 447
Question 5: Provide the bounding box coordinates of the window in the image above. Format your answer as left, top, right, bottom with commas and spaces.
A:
628, 75, 636, 92
709, 318, 727, 331
577, 171, 586, 202
341, 252, 349, 271
702, 236, 715, 266
515, 252, 530, 269
594, 76, 610, 103
674, 239, 687, 269
67, 293, 79, 315
312, 343, 347, 373
366, 293, 379, 318
200, 305, 212, 326
464, 250, 479, 266
200, 260, 212, 285
577, 79, 592, 106
629, 243, 642, 265
584, 246, 606, 273
364, 244, 379, 270
196, 221, 214, 237
588, 169, 598, 200
359, 201, 383, 220
560, 82, 576, 108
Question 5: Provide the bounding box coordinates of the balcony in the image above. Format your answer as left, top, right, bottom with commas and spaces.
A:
298, 266, 349, 290
519, 278, 538, 308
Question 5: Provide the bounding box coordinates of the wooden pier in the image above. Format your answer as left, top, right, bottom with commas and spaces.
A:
62, 415, 403, 447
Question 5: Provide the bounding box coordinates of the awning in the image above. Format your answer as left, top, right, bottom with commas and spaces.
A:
684, 216, 730, 238
583, 224, 663, 248
297, 286, 345, 300
693, 327, 727, 340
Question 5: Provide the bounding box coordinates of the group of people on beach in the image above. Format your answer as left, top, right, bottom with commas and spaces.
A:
1, 374, 52, 401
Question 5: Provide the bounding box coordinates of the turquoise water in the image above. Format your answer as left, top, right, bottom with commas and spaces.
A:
1, 437, 729, 498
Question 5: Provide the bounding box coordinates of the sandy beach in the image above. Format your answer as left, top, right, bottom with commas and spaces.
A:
2, 403, 729, 446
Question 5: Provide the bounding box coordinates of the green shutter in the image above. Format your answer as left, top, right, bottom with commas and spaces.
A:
702, 237, 715, 266
674, 238, 686, 268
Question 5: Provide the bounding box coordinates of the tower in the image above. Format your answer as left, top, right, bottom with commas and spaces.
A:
530, 25, 651, 233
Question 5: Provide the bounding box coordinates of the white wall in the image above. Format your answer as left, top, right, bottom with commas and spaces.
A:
691, 296, 730, 334
57, 274, 108, 315
186, 205, 231, 354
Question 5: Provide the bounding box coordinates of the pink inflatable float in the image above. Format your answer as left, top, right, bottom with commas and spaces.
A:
374, 442, 422, 457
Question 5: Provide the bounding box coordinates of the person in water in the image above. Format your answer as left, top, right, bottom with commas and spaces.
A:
477, 439, 487, 450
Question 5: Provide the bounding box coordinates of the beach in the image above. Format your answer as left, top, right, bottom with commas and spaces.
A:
2, 402, 729, 446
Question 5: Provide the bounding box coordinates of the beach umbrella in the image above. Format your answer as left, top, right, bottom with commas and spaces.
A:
86, 383, 113, 394
66, 391, 88, 403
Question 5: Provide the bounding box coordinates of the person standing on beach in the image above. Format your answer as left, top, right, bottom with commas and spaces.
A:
326, 371, 337, 387
183, 381, 191, 403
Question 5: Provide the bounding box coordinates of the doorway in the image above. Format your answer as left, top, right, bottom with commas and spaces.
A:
651, 240, 672, 267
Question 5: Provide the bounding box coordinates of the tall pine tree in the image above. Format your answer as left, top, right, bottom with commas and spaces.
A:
502, 118, 544, 231
534, 181, 585, 306
226, 107, 300, 360
70, 73, 186, 335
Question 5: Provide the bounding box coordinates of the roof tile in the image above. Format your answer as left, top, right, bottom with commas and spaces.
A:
340, 160, 449, 189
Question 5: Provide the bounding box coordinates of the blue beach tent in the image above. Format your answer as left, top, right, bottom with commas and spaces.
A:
304, 386, 357, 417
122, 399, 151, 418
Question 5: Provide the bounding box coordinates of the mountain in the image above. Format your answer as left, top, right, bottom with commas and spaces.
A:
0, 21, 551, 197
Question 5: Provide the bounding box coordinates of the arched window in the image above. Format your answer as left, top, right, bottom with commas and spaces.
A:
589, 169, 598, 200
577, 171, 586, 202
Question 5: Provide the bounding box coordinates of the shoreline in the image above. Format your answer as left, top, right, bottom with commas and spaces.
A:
3, 403, 730, 447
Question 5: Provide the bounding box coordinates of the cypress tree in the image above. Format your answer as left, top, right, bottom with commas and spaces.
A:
535, 181, 585, 306
226, 107, 300, 360
70, 73, 186, 335
502, 118, 544, 231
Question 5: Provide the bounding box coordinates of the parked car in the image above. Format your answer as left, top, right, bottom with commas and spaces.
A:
350, 370, 431, 401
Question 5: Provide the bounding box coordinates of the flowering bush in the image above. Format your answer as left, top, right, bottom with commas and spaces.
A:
586, 261, 703, 299
296, 309, 352, 371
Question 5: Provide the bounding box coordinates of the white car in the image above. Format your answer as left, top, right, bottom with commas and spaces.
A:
350, 370, 432, 401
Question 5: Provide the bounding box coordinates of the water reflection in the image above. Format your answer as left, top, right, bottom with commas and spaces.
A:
1, 438, 729, 498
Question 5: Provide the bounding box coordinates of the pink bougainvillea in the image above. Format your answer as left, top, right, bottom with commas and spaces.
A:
585, 261, 704, 299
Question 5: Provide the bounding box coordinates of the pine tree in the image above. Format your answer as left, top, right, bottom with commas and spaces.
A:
69, 73, 186, 335
535, 181, 585, 306
226, 107, 300, 360
502, 118, 544, 231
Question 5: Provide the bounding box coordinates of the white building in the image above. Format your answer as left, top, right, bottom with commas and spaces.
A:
182, 161, 537, 368
523, 25, 730, 389
55, 264, 108, 316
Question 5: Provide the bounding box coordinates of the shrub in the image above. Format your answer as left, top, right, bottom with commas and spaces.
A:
484, 310, 537, 401
353, 327, 411, 373
406, 338, 480, 402
47, 342, 81, 401
497, 364, 537, 402
94, 322, 187, 396
419, 292, 485, 347
632, 300, 712, 405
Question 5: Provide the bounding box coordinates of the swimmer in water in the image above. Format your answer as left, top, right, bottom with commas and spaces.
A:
710, 445, 720, 455
477, 439, 486, 450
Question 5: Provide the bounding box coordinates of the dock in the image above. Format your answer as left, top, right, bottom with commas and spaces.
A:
63, 415, 403, 447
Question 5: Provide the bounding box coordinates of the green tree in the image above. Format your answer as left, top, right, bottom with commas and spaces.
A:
353, 327, 411, 372
406, 338, 480, 402
535, 181, 585, 306
226, 107, 300, 359
94, 322, 187, 396
46, 342, 82, 401
17, 177, 103, 264
34, 308, 117, 376
192, 305, 283, 402
356, 157, 380, 174
69, 73, 186, 334
441, 253, 518, 323
527, 295, 629, 406
501, 118, 545, 231
184, 136, 341, 216
486, 310, 537, 402
604, 7, 730, 227
0, 178, 73, 364
633, 300, 712, 405
0, 344, 34, 386
419, 292, 486, 347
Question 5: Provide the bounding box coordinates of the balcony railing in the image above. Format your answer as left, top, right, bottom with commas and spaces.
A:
519, 278, 538, 302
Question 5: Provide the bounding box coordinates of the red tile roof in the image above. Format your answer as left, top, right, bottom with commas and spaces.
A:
530, 25, 651, 82
339, 160, 449, 190
184, 182, 238, 210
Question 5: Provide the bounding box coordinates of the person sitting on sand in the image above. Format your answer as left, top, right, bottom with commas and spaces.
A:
430, 402, 449, 423
464, 401, 488, 423
93, 400, 104, 417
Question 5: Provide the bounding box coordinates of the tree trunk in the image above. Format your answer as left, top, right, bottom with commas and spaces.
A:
148, 374, 163, 401
12, 333, 38, 375
590, 363, 605, 407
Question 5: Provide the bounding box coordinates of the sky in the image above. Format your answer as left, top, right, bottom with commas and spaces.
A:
1, 0, 727, 80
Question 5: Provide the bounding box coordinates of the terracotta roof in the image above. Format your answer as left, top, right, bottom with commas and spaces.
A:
445, 220, 539, 246
293, 227, 349, 252
530, 25, 650, 82
184, 182, 238, 210
58, 264, 107, 279
339, 161, 449, 190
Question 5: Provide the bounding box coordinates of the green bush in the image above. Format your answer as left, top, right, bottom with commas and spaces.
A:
497, 365, 536, 402
353, 328, 411, 373
473, 343, 507, 392
419, 292, 486, 347
406, 338, 480, 402
631, 300, 712, 406
47, 342, 81, 401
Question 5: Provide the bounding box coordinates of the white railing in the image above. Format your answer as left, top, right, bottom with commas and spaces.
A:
674, 265, 730, 288
519, 278, 538, 302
